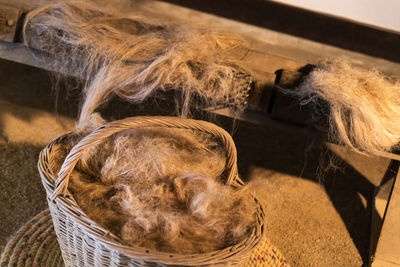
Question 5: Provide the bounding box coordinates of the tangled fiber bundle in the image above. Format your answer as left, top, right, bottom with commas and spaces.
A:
296, 60, 400, 153
56, 121, 257, 254
23, 1, 254, 127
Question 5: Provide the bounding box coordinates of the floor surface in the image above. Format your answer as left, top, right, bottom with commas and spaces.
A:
0, 59, 392, 266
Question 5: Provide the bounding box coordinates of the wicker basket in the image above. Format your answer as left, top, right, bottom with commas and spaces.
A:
38, 116, 265, 266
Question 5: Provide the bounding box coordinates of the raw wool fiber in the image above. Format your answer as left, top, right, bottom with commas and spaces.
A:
296, 59, 400, 154
23, 1, 254, 128
58, 123, 258, 254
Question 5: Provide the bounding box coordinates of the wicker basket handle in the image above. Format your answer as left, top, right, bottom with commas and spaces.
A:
51, 116, 242, 201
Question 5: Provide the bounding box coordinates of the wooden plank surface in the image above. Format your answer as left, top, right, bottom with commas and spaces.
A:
373, 169, 400, 266
140, 1, 400, 76
0, 0, 399, 75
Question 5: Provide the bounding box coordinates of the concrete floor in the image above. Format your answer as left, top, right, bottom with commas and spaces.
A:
0, 58, 393, 266
0, 60, 75, 253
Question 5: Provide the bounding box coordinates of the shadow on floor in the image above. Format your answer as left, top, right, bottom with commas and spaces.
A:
0, 143, 47, 251
229, 119, 392, 264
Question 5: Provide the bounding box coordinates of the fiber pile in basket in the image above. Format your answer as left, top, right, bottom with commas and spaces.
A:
53, 115, 258, 254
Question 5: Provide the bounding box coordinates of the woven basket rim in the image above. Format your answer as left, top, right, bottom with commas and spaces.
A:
38, 116, 266, 265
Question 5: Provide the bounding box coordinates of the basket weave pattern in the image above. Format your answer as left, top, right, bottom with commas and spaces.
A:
38, 116, 265, 266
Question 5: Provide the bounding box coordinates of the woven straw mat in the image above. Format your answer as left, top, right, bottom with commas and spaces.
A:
1, 209, 289, 267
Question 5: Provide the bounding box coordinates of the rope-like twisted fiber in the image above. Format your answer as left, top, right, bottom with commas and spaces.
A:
244, 238, 289, 267
1, 210, 286, 267
0, 210, 64, 267
52, 116, 243, 201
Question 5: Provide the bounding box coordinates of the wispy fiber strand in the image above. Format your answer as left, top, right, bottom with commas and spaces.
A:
23, 1, 254, 128
295, 60, 400, 154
